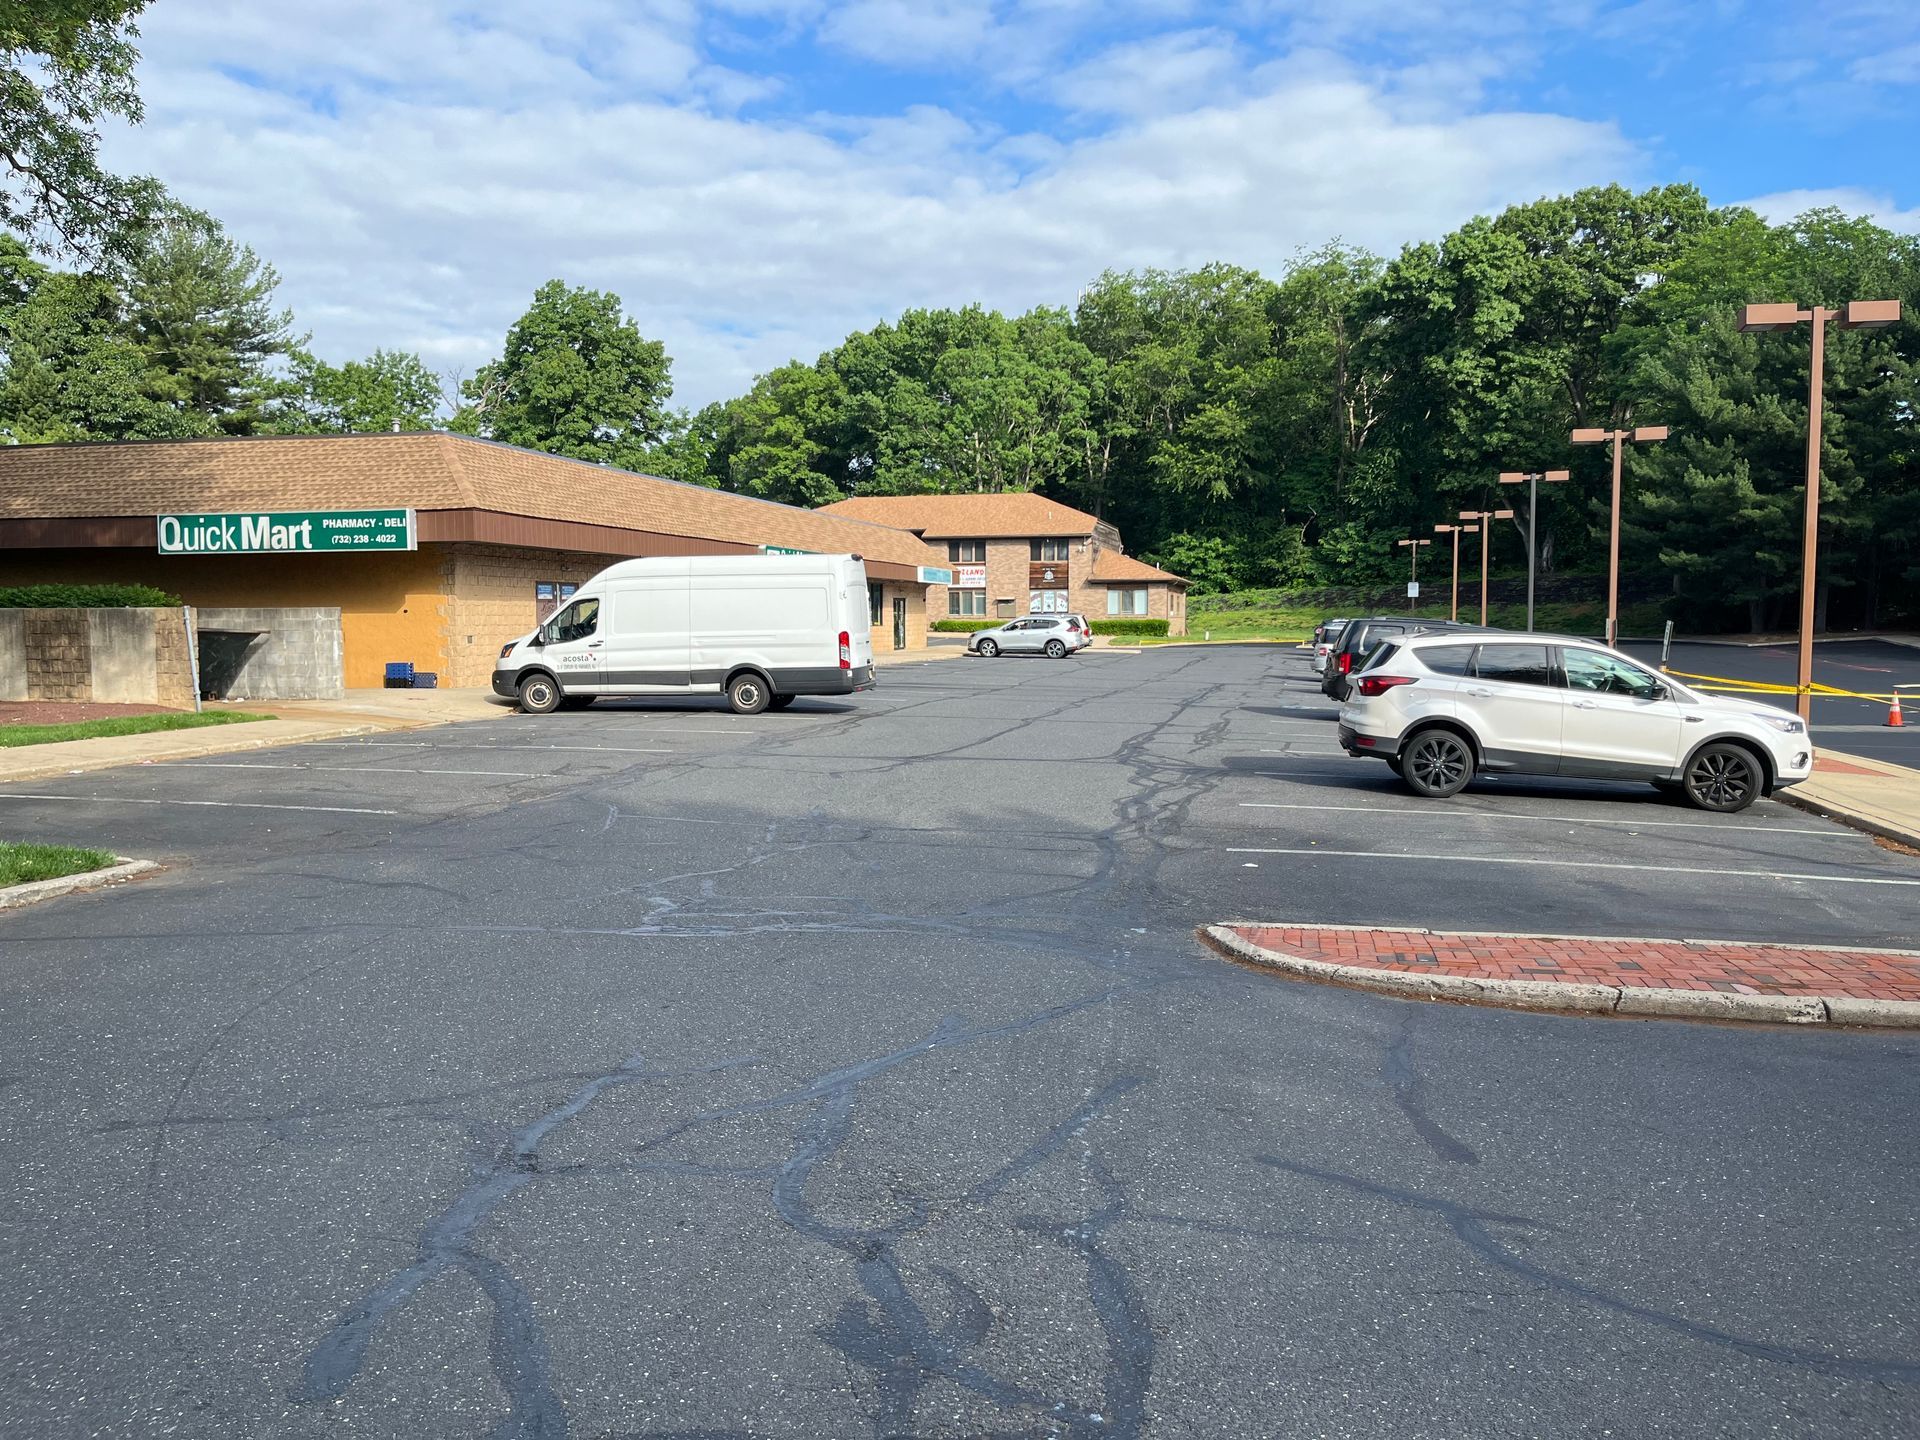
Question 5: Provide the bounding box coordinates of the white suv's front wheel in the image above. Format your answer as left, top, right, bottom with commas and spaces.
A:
1682, 743, 1762, 813
1400, 730, 1473, 798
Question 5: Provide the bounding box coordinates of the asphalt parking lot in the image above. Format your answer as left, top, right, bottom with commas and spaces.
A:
3, 646, 1917, 1437
1619, 637, 1920, 765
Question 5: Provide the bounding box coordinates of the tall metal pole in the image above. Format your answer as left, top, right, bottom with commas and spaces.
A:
1450, 532, 1460, 622
1798, 310, 1828, 724
1607, 433, 1624, 648
1479, 523, 1491, 627
1526, 474, 1538, 633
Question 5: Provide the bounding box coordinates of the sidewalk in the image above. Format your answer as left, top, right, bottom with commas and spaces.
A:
1781, 748, 1920, 850
1207, 923, 1920, 1027
0, 688, 509, 787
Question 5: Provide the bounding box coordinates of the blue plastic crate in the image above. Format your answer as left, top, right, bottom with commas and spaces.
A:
384, 661, 415, 680
410, 672, 438, 689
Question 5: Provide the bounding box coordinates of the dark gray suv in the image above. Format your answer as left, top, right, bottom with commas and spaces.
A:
1320, 617, 1487, 702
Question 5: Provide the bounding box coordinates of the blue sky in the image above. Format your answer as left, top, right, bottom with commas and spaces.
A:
109, 0, 1920, 409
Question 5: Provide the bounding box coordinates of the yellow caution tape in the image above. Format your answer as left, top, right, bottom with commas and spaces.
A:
1660, 667, 1910, 703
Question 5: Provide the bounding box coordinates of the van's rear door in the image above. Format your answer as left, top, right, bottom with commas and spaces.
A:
844, 559, 876, 668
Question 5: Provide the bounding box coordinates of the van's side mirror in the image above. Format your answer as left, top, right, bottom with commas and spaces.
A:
529, 631, 546, 648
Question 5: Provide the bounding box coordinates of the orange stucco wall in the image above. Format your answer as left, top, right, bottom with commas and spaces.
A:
7, 547, 453, 689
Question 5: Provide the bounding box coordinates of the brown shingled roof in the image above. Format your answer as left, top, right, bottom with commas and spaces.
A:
0, 432, 944, 571
1090, 550, 1189, 587
817, 491, 1101, 539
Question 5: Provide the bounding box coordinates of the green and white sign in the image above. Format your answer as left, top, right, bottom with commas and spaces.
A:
157, 509, 417, 554
759, 544, 812, 556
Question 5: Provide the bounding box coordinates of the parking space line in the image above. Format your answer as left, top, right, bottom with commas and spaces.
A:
1236, 802, 1857, 837
1223, 847, 1920, 886
165, 762, 546, 778
308, 742, 673, 755
0, 793, 399, 816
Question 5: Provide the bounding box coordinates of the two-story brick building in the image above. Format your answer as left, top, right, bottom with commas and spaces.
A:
814, 493, 1189, 636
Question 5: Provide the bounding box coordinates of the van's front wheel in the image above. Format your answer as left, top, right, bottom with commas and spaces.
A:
516, 673, 561, 715
727, 673, 771, 715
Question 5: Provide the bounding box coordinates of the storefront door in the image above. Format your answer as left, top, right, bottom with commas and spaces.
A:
892, 597, 907, 650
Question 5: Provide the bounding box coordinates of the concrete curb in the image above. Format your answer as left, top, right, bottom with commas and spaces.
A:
0, 721, 391, 785
1201, 924, 1920, 1029
1775, 788, 1920, 852
0, 857, 161, 911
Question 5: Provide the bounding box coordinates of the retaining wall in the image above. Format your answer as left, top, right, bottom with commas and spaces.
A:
194, 607, 345, 700
0, 607, 198, 708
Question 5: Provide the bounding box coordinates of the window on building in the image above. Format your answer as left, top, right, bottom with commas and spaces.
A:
947, 540, 986, 563
868, 583, 884, 626
948, 590, 986, 617
1030, 538, 1070, 562
1106, 588, 1148, 616
1028, 589, 1067, 614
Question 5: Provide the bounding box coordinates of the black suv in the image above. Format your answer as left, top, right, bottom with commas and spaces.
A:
1320, 617, 1487, 702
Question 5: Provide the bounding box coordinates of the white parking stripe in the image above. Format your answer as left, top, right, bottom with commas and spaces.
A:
165, 763, 545, 778
0, 794, 398, 816
1223, 847, 1920, 887
1236, 802, 1855, 837
307, 741, 672, 755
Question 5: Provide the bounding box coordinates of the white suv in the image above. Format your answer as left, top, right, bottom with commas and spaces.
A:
1338, 633, 1813, 812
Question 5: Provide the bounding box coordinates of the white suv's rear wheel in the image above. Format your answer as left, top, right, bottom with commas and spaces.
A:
1683, 743, 1761, 813
1400, 730, 1472, 798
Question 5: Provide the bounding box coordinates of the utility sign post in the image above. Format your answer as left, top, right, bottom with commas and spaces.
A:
1407, 581, 1420, 599
158, 509, 416, 554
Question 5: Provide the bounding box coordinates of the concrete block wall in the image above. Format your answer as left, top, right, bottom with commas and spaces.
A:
195, 607, 344, 700
446, 545, 623, 688
0, 608, 197, 707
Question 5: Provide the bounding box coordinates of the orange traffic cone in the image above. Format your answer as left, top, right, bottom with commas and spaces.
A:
1889, 692, 1906, 728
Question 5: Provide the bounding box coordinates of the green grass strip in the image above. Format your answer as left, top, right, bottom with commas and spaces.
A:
0, 709, 270, 749
0, 841, 119, 887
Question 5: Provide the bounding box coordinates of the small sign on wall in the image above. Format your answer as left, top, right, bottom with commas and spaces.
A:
535, 581, 558, 623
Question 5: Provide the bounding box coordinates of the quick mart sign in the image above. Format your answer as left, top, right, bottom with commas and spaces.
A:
157, 509, 417, 554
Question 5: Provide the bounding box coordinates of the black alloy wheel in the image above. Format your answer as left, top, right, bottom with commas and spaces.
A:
977, 639, 1000, 657
1400, 730, 1473, 798
516, 674, 561, 715
1045, 638, 1066, 658
727, 673, 771, 715
1683, 743, 1761, 813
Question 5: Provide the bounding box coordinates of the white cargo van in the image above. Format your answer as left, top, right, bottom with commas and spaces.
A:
492, 553, 878, 714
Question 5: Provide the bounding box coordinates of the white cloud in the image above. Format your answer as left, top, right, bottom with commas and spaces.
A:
103, 3, 1644, 411
1737, 187, 1920, 233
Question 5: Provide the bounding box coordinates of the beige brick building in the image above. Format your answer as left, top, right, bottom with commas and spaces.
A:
815, 493, 1190, 635
1, 434, 949, 689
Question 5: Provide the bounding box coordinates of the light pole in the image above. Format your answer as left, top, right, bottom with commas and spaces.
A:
1457, 508, 1514, 626
1571, 423, 1668, 647
1497, 468, 1569, 633
1434, 523, 1478, 622
1738, 299, 1902, 723
1396, 538, 1431, 612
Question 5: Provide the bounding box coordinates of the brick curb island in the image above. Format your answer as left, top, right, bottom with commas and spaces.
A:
1204, 923, 1920, 1028
0, 857, 161, 912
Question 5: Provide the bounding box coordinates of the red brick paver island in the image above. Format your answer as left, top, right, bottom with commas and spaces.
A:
1208, 924, 1920, 1028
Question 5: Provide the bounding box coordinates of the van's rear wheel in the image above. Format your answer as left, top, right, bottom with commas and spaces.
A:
727, 673, 771, 715
516, 674, 561, 715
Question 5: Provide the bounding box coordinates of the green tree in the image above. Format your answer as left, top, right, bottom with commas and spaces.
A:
454, 279, 672, 469
275, 347, 443, 434
0, 233, 188, 440
0, 0, 167, 260
126, 216, 299, 433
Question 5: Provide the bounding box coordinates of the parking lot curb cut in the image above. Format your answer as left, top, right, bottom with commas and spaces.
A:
1200, 924, 1920, 1029
0, 858, 161, 912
